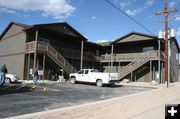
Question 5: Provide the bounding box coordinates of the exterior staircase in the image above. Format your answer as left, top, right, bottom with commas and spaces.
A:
118, 51, 158, 80
26, 41, 77, 75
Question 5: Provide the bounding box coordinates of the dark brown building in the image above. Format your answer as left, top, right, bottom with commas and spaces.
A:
0, 21, 179, 84
99, 32, 180, 83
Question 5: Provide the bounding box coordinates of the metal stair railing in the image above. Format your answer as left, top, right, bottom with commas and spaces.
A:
118, 51, 158, 80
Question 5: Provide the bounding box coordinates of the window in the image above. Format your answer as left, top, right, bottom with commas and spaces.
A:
96, 50, 99, 55
143, 47, 154, 52
78, 70, 84, 74
91, 69, 99, 72
85, 70, 89, 74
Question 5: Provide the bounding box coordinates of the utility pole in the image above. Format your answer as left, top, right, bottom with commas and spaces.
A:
155, 0, 177, 88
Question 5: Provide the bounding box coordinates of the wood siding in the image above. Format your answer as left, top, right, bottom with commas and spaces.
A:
0, 32, 26, 80
1, 24, 25, 40
170, 38, 179, 82
116, 34, 155, 43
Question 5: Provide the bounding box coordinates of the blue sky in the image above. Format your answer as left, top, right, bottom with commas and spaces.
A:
0, 0, 180, 44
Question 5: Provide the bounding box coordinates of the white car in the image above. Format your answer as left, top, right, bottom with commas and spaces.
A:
69, 69, 119, 87
5, 74, 20, 84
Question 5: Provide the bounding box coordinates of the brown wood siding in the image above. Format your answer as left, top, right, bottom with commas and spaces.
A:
2, 24, 25, 39
170, 38, 179, 82
116, 34, 155, 43
0, 32, 26, 80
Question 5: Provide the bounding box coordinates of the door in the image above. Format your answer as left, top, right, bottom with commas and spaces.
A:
82, 69, 89, 82
77, 69, 89, 82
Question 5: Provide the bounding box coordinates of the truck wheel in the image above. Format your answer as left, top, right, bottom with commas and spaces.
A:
70, 77, 76, 84
96, 79, 103, 87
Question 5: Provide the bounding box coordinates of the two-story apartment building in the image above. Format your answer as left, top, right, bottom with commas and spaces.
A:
99, 32, 180, 83
0, 21, 179, 84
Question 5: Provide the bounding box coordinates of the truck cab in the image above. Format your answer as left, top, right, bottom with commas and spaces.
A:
69, 69, 119, 87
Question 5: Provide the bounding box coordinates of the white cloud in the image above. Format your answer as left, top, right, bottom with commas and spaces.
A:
145, 0, 155, 6
119, 2, 129, 9
91, 16, 96, 20
170, 1, 176, 8
0, 7, 16, 14
0, 0, 75, 19
96, 39, 109, 43
113, 0, 130, 9
126, 9, 137, 16
174, 15, 180, 21
126, 0, 155, 16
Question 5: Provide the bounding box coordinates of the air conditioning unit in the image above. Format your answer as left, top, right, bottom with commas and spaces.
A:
170, 29, 176, 37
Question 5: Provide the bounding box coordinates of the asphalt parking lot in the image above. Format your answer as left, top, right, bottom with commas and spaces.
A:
0, 82, 154, 118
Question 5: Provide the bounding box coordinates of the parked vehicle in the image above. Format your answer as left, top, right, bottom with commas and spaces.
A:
69, 69, 119, 87
5, 74, 20, 84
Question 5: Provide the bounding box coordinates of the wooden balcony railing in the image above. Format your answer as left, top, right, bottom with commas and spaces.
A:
25, 41, 77, 74
56, 47, 100, 61
25, 41, 36, 53
100, 50, 160, 62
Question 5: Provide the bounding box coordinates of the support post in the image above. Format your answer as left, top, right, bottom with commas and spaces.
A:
111, 44, 114, 73
153, 64, 155, 81
158, 40, 161, 84
164, 1, 169, 87
37, 58, 39, 69
168, 40, 170, 84
131, 72, 133, 82
150, 60, 152, 83
118, 62, 121, 72
27, 53, 31, 81
161, 62, 164, 83
33, 30, 38, 70
42, 54, 46, 82
80, 41, 84, 70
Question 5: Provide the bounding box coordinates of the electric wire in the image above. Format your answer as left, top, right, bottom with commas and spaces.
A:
105, 0, 155, 35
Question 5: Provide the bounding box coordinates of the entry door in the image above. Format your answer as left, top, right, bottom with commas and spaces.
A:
77, 69, 89, 82
82, 69, 89, 82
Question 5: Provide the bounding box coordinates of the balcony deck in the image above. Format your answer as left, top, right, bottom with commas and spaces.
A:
25, 41, 100, 62
100, 51, 163, 62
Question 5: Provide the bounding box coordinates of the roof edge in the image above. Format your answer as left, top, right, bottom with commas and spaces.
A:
24, 22, 87, 41
111, 31, 158, 45
0, 21, 29, 40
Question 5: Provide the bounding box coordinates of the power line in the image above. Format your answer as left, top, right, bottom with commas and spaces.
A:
104, 0, 155, 35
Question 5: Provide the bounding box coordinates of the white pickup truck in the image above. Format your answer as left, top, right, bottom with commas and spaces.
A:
69, 69, 119, 87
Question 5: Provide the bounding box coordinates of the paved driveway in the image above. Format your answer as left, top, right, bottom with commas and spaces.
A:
0, 82, 154, 118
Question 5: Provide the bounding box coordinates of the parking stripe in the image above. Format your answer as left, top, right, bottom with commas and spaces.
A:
31, 85, 36, 90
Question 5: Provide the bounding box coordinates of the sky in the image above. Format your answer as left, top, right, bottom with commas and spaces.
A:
0, 0, 180, 44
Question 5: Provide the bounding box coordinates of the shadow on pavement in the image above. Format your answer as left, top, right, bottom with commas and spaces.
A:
0, 84, 35, 95
11, 81, 23, 84
75, 82, 124, 88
